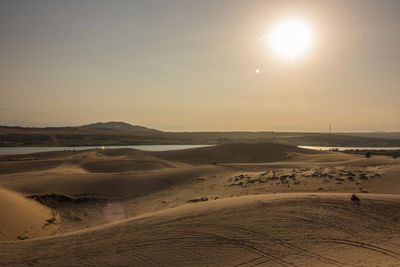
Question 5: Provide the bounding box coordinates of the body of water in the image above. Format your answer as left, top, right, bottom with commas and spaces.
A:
0, 145, 212, 155
299, 146, 400, 151
1, 145, 399, 155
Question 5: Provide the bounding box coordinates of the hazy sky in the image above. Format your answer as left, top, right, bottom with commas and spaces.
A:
1, 0, 400, 131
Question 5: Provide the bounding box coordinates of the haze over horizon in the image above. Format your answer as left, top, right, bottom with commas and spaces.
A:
1, 120, 399, 134
1, 0, 400, 132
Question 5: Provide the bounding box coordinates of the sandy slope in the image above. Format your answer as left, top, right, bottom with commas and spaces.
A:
153, 143, 320, 164
0, 143, 400, 266
0, 188, 59, 241
1, 194, 400, 266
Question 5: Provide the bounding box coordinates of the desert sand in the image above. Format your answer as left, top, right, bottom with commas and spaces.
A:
1, 143, 400, 266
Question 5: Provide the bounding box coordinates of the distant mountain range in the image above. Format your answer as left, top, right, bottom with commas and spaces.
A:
1, 121, 400, 147
80, 121, 159, 132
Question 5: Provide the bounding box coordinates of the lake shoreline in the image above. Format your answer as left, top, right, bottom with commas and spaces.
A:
2, 144, 400, 155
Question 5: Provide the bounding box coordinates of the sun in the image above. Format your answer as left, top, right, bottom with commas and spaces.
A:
268, 19, 313, 58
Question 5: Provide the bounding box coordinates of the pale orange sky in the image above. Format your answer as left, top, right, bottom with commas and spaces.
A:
1, 0, 400, 131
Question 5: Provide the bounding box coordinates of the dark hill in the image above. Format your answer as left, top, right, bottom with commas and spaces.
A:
80, 121, 159, 132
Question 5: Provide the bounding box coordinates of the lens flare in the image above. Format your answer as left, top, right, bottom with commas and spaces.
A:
104, 202, 125, 222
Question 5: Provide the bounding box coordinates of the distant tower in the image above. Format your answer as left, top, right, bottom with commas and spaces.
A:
329, 124, 332, 134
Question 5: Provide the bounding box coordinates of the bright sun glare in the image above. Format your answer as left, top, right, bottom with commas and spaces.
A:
268, 19, 313, 58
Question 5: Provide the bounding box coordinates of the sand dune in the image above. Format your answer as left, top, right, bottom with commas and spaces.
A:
0, 143, 320, 176
0, 143, 400, 265
0, 149, 178, 175
0, 188, 59, 241
1, 194, 400, 266
79, 159, 174, 173
154, 143, 320, 164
